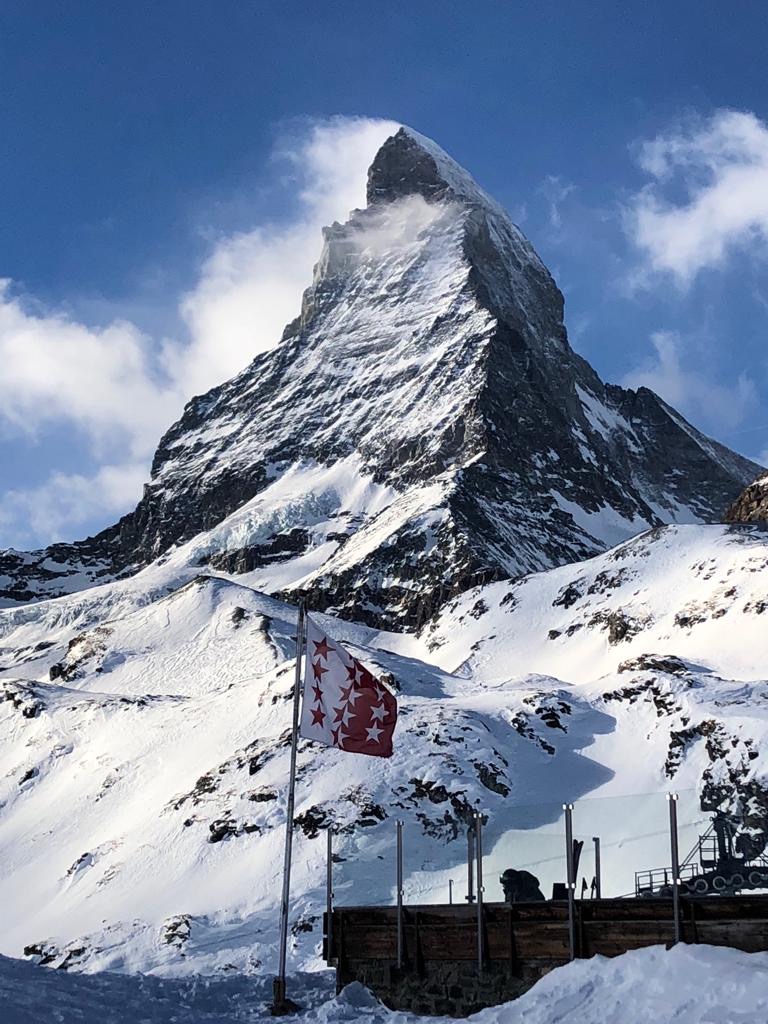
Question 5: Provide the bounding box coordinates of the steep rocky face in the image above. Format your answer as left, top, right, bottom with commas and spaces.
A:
0, 536, 123, 609
725, 473, 768, 524
0, 128, 760, 625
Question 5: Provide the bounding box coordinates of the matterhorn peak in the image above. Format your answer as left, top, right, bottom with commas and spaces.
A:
0, 129, 760, 624
366, 126, 499, 211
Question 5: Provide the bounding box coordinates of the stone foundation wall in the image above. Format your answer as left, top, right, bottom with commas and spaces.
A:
338, 958, 555, 1017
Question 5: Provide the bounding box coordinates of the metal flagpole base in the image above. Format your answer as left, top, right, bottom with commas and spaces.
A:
270, 977, 301, 1016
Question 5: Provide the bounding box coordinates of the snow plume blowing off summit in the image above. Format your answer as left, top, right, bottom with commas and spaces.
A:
0, 117, 399, 551
0, 124, 759, 626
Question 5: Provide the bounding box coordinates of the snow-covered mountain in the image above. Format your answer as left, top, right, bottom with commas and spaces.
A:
1, 127, 766, 998
1, 128, 758, 627
1, 516, 767, 975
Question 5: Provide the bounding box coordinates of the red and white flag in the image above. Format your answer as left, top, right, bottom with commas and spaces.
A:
299, 614, 397, 758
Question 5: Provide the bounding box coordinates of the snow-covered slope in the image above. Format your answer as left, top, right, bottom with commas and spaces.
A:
1, 128, 758, 625
1, 520, 767, 977
424, 522, 768, 835
424, 522, 768, 685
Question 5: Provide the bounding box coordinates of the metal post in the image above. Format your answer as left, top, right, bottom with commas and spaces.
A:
326, 825, 334, 964
396, 820, 404, 969
466, 825, 475, 904
565, 803, 576, 961
272, 600, 306, 1013
475, 811, 484, 974
668, 793, 681, 945
448, 879, 453, 905
593, 836, 601, 900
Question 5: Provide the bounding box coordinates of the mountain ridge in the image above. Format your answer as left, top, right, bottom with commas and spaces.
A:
0, 127, 760, 626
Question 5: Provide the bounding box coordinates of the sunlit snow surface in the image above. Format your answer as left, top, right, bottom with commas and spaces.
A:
1, 517, 768, 990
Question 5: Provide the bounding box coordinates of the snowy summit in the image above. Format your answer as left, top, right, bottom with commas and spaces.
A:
0, 128, 758, 630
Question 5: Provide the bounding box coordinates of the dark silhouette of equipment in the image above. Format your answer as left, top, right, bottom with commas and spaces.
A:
500, 869, 545, 903
635, 812, 768, 897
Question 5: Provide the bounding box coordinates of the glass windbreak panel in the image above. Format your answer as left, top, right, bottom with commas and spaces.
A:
330, 817, 483, 908
331, 802, 574, 908
330, 819, 396, 908
480, 800, 571, 904
573, 791, 671, 898
327, 789, 768, 908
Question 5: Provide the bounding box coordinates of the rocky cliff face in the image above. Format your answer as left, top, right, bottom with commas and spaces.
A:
726, 473, 768, 524
0, 128, 760, 625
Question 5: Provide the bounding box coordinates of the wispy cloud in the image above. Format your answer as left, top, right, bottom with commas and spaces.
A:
623, 329, 758, 436
537, 174, 576, 230
0, 463, 148, 549
626, 109, 768, 286
0, 117, 399, 547
169, 117, 399, 398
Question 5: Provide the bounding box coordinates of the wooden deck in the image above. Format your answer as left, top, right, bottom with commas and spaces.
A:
325, 897, 768, 1016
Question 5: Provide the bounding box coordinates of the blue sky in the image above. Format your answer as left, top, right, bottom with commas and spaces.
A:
1, 1, 767, 547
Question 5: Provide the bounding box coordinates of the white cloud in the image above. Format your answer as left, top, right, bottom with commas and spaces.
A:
0, 462, 148, 548
623, 330, 757, 434
0, 283, 175, 459
626, 110, 768, 285
537, 174, 576, 230
171, 117, 399, 398
0, 117, 399, 547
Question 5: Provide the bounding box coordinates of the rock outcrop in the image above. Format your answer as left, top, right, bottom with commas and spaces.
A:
725, 473, 768, 524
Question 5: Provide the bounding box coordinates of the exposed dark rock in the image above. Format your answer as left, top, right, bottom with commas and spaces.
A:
247, 788, 277, 803
49, 628, 112, 682
291, 914, 318, 937
589, 608, 644, 644
208, 817, 261, 843
617, 654, 689, 676
294, 805, 331, 839
202, 530, 310, 573
23, 941, 89, 971
1, 680, 44, 718
553, 583, 584, 609
406, 778, 477, 837
474, 762, 511, 796
162, 915, 193, 951
604, 678, 682, 718
523, 695, 572, 732
726, 473, 768, 523
510, 713, 555, 755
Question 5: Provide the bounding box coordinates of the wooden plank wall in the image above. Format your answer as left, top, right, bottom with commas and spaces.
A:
328, 895, 768, 967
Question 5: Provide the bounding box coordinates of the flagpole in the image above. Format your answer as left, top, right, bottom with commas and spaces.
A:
272, 598, 306, 1015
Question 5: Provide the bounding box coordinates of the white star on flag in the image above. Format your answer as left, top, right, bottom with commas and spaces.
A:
298, 615, 398, 758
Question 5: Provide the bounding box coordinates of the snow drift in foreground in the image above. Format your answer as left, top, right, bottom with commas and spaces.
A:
3, 945, 768, 1024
